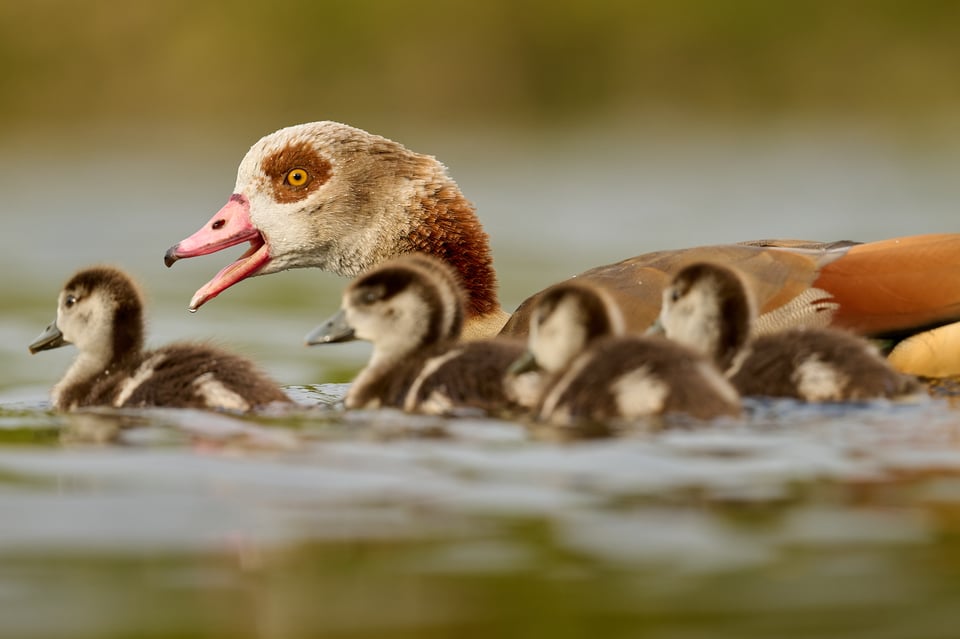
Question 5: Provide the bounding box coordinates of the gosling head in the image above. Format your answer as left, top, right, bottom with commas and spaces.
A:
306, 254, 465, 360
30, 266, 146, 362
659, 262, 753, 370
522, 282, 624, 375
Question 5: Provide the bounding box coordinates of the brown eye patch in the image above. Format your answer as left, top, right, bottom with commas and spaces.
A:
261, 140, 333, 204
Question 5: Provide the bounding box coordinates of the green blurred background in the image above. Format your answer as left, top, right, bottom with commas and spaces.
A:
3, 0, 960, 139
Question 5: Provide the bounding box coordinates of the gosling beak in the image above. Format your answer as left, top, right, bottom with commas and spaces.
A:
305, 309, 356, 345
29, 321, 67, 354
646, 318, 666, 336
507, 350, 540, 376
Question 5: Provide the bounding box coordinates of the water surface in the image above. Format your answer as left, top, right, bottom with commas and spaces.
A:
3, 124, 960, 637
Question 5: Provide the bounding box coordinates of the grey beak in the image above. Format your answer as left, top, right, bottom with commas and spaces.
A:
305, 308, 356, 345
646, 317, 666, 336
507, 350, 540, 376
29, 321, 66, 354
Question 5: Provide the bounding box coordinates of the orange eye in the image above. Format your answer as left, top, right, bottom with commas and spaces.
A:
285, 168, 309, 187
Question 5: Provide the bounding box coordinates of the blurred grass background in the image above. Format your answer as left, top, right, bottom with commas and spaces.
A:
2, 0, 959, 140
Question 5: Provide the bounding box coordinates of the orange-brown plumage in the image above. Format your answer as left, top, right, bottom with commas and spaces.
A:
812, 234, 960, 335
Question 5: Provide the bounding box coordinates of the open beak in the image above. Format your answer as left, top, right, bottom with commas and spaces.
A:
164, 194, 271, 311
305, 309, 356, 345
29, 321, 66, 354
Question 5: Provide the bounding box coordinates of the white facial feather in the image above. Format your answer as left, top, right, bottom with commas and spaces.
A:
530, 295, 590, 373
234, 121, 435, 278
51, 288, 118, 406
57, 289, 113, 357
660, 281, 723, 358
347, 288, 434, 366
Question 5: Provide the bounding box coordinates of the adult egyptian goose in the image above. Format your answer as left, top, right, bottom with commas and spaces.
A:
657, 262, 923, 402
511, 281, 741, 425
305, 254, 537, 415
29, 266, 291, 412
163, 121, 960, 375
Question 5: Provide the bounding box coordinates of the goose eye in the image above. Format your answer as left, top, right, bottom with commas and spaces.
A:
64, 294, 78, 309
284, 168, 309, 187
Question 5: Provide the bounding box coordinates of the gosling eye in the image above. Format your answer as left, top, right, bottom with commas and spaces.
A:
284, 168, 310, 187
669, 288, 681, 303
64, 294, 78, 309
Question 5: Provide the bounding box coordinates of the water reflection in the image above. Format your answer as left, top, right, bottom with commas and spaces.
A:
2, 384, 960, 637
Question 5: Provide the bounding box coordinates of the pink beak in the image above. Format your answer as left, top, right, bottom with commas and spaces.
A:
164, 194, 271, 310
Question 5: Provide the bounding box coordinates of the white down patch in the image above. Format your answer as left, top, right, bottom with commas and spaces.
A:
793, 355, 848, 401
660, 283, 724, 359
113, 353, 166, 407
404, 348, 464, 413
611, 366, 669, 418
504, 370, 547, 410
417, 390, 456, 416
193, 372, 251, 411
531, 295, 590, 374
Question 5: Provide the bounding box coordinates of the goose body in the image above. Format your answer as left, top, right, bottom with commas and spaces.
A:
165, 121, 960, 375
306, 254, 538, 415
658, 262, 923, 402
29, 266, 290, 412
516, 282, 741, 425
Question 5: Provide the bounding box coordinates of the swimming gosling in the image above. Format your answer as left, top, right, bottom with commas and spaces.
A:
513, 281, 742, 426
658, 261, 923, 401
29, 266, 290, 411
306, 254, 538, 415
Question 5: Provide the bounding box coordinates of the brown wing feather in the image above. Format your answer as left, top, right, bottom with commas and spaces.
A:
502, 243, 843, 336
503, 234, 960, 350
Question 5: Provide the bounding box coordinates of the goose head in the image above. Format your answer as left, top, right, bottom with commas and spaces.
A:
165, 121, 501, 325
